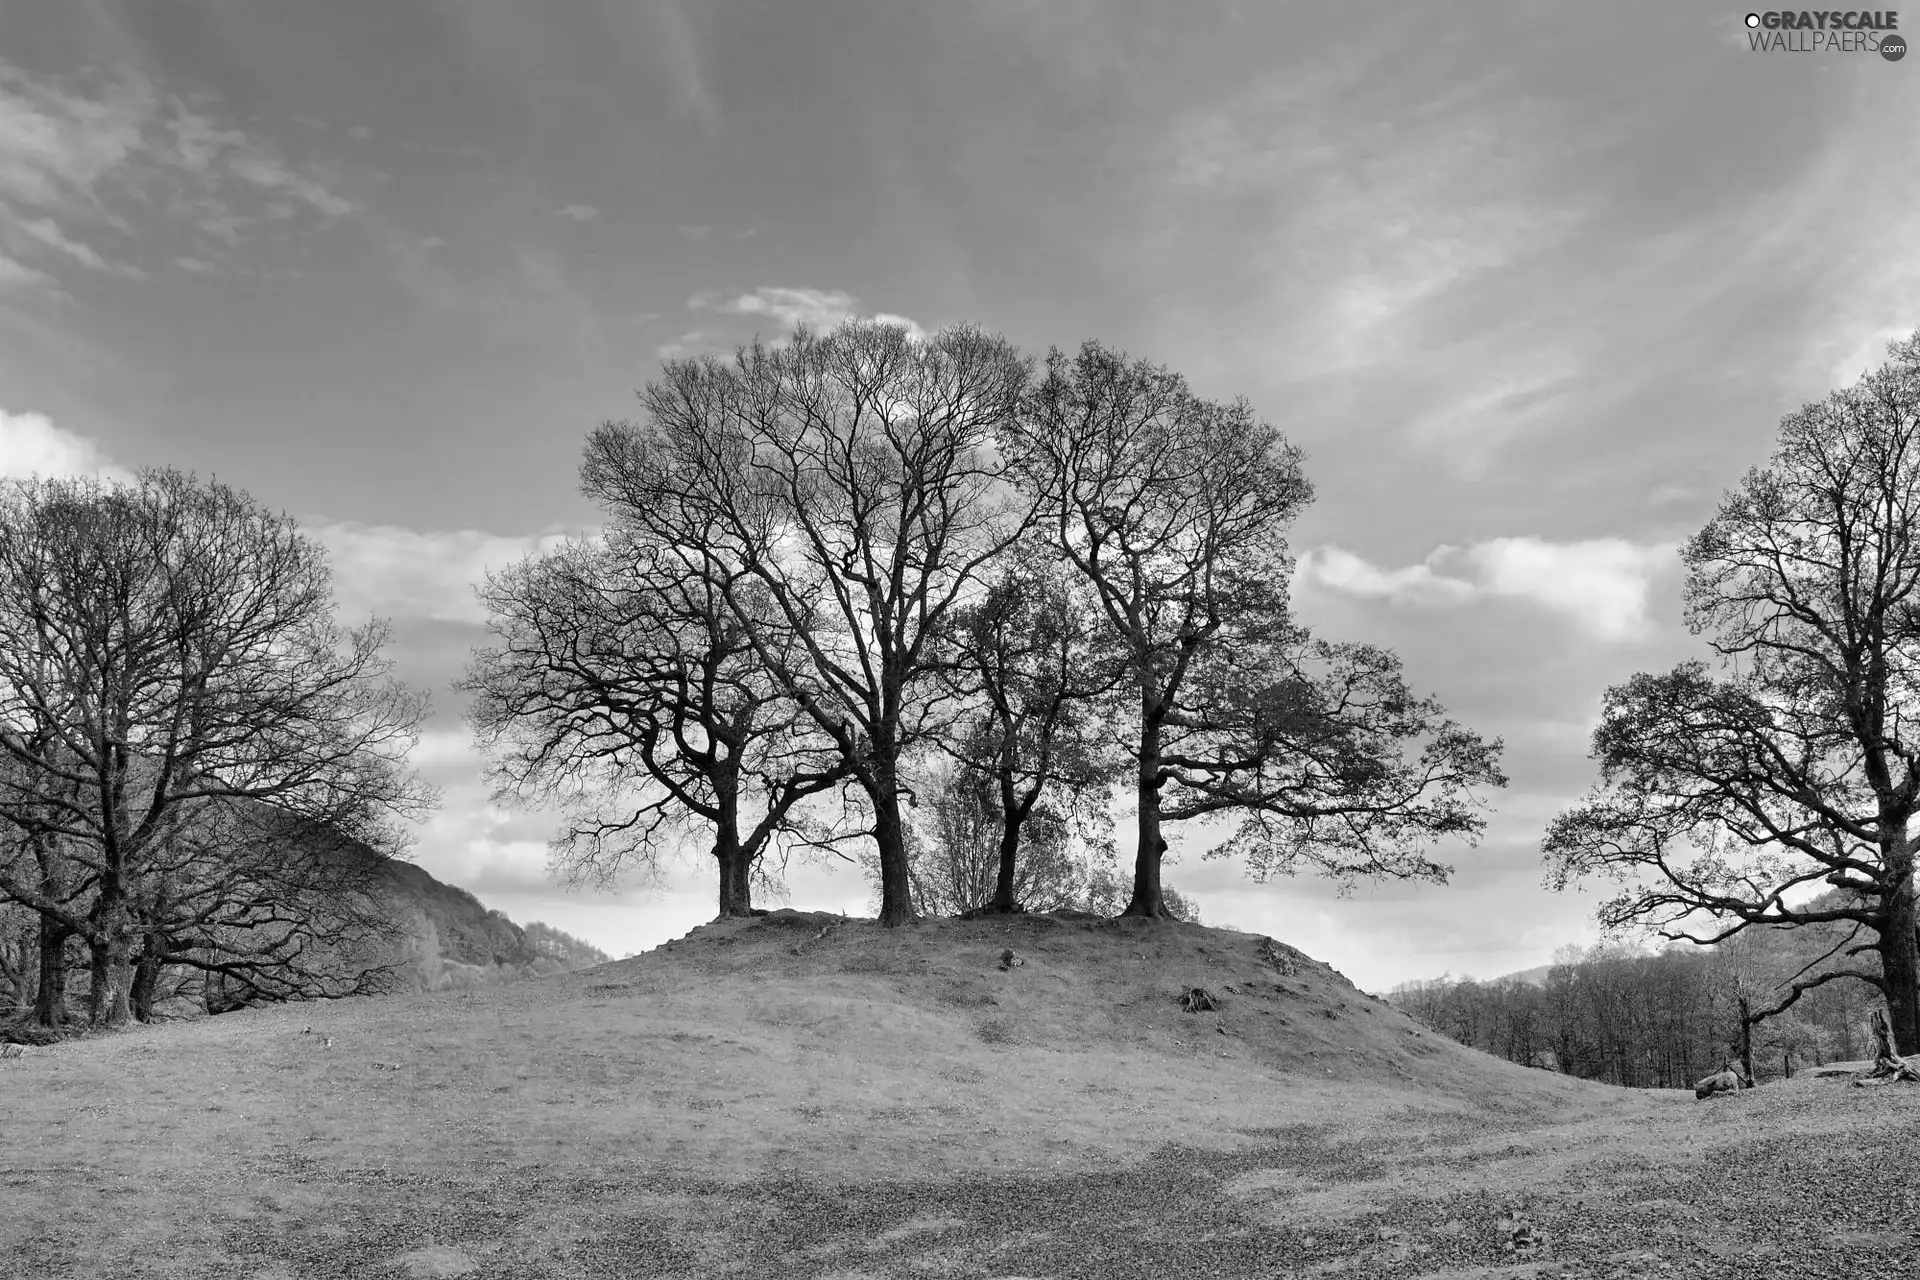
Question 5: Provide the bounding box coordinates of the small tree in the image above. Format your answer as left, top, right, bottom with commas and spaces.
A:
0, 470, 432, 1027
889, 752, 1092, 917
465, 529, 852, 919
938, 557, 1123, 914
1011, 341, 1506, 917
1545, 331, 1920, 1053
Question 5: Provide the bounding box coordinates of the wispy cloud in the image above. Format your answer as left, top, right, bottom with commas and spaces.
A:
0, 58, 357, 284
689, 286, 927, 341
0, 62, 154, 210
555, 203, 600, 222
655, 330, 723, 360
0, 253, 58, 292
1150, 68, 1587, 380
645, 0, 723, 136
1298, 537, 1678, 642
9, 214, 140, 277
224, 150, 355, 218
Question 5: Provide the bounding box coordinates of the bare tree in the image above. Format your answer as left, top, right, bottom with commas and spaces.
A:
0, 470, 433, 1027
1545, 331, 1920, 1053
464, 527, 852, 919
1011, 342, 1507, 917
585, 321, 1034, 926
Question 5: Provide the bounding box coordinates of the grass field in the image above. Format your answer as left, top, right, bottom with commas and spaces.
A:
4, 910, 1917, 1278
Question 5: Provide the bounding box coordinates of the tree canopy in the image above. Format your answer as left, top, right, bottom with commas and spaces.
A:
1010, 341, 1507, 917
0, 469, 432, 1026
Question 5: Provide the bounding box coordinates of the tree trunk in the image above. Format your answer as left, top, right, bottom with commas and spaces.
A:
1878, 868, 1919, 1055
871, 756, 915, 927
713, 828, 765, 919
131, 945, 163, 1023
1737, 994, 1756, 1084
86, 895, 137, 1028
31, 915, 70, 1028
1122, 709, 1171, 919
990, 822, 1021, 914
1865, 1006, 1920, 1080
87, 940, 134, 1027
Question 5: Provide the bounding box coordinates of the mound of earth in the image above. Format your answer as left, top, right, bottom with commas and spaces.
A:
586, 908, 1601, 1111
4, 906, 1697, 1278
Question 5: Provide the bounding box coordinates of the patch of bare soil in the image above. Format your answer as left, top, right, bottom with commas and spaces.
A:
2, 911, 1914, 1277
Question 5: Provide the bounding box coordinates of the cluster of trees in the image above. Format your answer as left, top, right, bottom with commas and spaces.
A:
1392, 905, 1886, 1088
464, 322, 1507, 934
0, 471, 433, 1030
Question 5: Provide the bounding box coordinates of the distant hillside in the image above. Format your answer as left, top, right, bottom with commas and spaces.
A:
374, 856, 539, 970
521, 921, 612, 970
230, 807, 581, 998
1495, 963, 1553, 987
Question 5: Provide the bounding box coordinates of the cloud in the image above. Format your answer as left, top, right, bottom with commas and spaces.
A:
1298, 546, 1476, 607
0, 408, 132, 482
655, 330, 723, 360
645, 0, 723, 136
312, 521, 579, 626
1298, 536, 1678, 641
555, 203, 600, 223
9, 215, 122, 274
689, 287, 928, 340
224, 150, 355, 218
0, 253, 57, 291
0, 61, 153, 210
1144, 61, 1587, 383
0, 58, 357, 282
1827, 324, 1919, 390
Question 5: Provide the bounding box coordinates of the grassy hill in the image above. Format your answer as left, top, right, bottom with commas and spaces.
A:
3, 910, 1916, 1277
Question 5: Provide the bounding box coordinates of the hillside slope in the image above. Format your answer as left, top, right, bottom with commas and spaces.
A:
22, 909, 1915, 1278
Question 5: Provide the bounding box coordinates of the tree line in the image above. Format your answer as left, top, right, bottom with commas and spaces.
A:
0, 471, 432, 1030
1390, 897, 1890, 1088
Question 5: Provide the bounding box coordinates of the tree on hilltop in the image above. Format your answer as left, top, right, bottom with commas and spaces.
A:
1545, 329, 1920, 1054
1008, 342, 1507, 918
465, 524, 854, 920
585, 321, 1036, 927
933, 556, 1124, 914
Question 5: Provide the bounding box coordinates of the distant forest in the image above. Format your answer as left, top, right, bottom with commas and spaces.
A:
1388, 890, 1892, 1089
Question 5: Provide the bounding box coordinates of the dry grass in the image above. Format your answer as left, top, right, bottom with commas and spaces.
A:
2, 910, 1916, 1277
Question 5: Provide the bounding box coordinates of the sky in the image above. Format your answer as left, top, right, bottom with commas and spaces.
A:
2, 1, 1917, 992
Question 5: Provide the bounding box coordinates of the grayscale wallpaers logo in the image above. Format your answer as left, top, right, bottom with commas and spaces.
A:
1744, 10, 1906, 58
